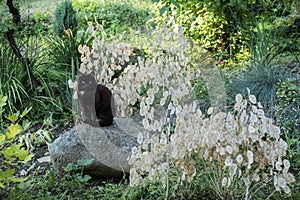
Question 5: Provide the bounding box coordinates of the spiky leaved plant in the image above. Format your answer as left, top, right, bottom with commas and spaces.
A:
231, 22, 287, 117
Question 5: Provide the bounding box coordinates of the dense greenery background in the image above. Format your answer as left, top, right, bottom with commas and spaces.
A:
0, 0, 299, 199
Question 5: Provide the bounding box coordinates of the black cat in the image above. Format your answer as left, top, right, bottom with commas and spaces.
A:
77, 73, 113, 127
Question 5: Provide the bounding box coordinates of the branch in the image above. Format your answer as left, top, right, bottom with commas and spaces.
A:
6, 0, 20, 24
6, 0, 40, 92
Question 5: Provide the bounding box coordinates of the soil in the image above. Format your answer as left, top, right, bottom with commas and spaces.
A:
17, 122, 75, 179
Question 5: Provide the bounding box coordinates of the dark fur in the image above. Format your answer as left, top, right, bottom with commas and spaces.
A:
78, 73, 113, 127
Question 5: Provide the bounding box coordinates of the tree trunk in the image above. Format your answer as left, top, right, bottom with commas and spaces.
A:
6, 0, 40, 92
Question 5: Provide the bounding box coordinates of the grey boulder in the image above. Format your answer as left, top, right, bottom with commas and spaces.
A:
48, 117, 144, 178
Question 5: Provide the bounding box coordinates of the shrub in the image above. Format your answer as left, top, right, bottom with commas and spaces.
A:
0, 95, 33, 189
71, 22, 296, 198
53, 0, 77, 38
150, 0, 298, 67
276, 79, 300, 137
73, 0, 154, 37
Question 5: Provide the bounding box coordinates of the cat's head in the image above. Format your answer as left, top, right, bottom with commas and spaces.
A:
78, 72, 97, 91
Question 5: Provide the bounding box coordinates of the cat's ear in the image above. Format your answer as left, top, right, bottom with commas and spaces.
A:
78, 71, 84, 77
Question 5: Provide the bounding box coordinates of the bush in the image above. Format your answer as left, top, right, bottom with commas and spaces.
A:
73, 0, 154, 36
150, 0, 298, 67
53, 0, 77, 38
129, 92, 295, 199
276, 79, 300, 138
71, 22, 296, 199
0, 95, 33, 189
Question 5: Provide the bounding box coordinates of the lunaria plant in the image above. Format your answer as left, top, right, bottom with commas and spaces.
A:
69, 21, 203, 119
129, 90, 295, 199
69, 22, 295, 199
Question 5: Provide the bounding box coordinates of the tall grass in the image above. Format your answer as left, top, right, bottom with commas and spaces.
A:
0, 38, 29, 114
231, 22, 288, 117
0, 33, 70, 123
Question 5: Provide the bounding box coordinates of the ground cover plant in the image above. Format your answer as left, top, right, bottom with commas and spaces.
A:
0, 0, 299, 199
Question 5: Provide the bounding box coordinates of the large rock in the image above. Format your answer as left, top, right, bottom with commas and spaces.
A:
48, 117, 144, 178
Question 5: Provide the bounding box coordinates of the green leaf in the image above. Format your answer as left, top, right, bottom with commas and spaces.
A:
21, 154, 34, 163
80, 174, 91, 182
22, 120, 31, 132
5, 112, 20, 123
3, 143, 21, 160
0, 96, 7, 107
8, 176, 23, 183
77, 159, 93, 166
2, 168, 15, 178
0, 170, 4, 181
159, 6, 170, 15
16, 148, 29, 160
171, 0, 180, 8
6, 123, 22, 139
0, 134, 5, 145
20, 107, 32, 118
17, 180, 32, 190
65, 163, 79, 172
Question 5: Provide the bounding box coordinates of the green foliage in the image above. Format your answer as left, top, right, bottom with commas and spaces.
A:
231, 23, 287, 116
0, 96, 33, 189
151, 0, 298, 66
0, 0, 18, 34
151, 0, 250, 61
47, 26, 93, 79
122, 179, 166, 200
0, 40, 28, 115
276, 79, 300, 137
73, 0, 154, 36
63, 159, 93, 187
20, 11, 52, 36
0, 33, 72, 123
53, 0, 77, 38
280, 82, 300, 200
5, 159, 128, 200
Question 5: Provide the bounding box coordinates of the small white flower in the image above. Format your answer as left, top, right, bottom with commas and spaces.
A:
225, 157, 233, 167
79, 67, 86, 74
244, 176, 251, 186
236, 154, 243, 164
226, 145, 233, 154
275, 160, 282, 171
248, 125, 256, 134
283, 159, 290, 170
247, 150, 254, 168
252, 173, 260, 182
137, 132, 144, 144
235, 94, 243, 103
222, 177, 227, 187
207, 107, 214, 115
249, 94, 257, 104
